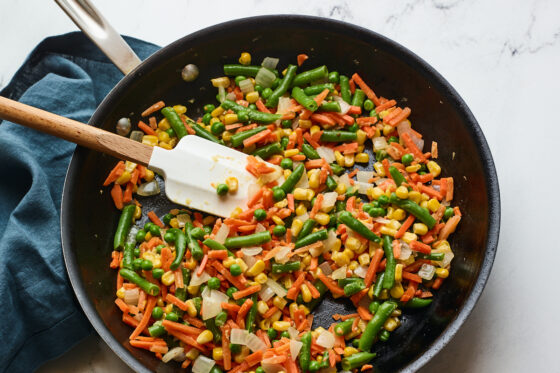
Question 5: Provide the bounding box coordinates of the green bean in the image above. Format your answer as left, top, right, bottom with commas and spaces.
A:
301, 143, 320, 160
344, 281, 366, 297
166, 228, 187, 270
203, 238, 227, 251
271, 261, 301, 274
230, 126, 267, 147
182, 268, 191, 287
185, 223, 204, 261
148, 322, 166, 337
417, 252, 445, 261
292, 86, 318, 112
319, 101, 341, 112
246, 294, 258, 332
351, 88, 366, 108
369, 300, 380, 314
303, 83, 334, 96
122, 242, 135, 270
299, 332, 312, 371
297, 219, 317, 241
223, 64, 261, 76
339, 75, 352, 104
280, 163, 305, 194
389, 193, 436, 229
209, 366, 224, 373
119, 269, 160, 296
389, 166, 406, 187
320, 130, 357, 142
266, 64, 297, 108
294, 229, 328, 249
326, 175, 338, 191
338, 211, 381, 243
221, 99, 281, 124
113, 205, 136, 250
161, 107, 188, 139
373, 272, 385, 298
341, 352, 377, 371
292, 66, 328, 87
252, 142, 282, 159
204, 318, 222, 343
382, 235, 396, 290
215, 311, 228, 328
224, 231, 271, 248
358, 300, 398, 351
174, 287, 187, 301
402, 297, 433, 308
329, 163, 345, 175
338, 277, 363, 287
335, 318, 355, 336
379, 329, 390, 342
188, 121, 222, 144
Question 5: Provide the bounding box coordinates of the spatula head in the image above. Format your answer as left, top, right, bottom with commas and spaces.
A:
148, 136, 260, 217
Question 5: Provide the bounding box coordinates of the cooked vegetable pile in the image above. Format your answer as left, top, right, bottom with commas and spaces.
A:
106, 52, 461, 373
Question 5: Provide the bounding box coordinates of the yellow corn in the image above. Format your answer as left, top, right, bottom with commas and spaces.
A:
225, 177, 238, 193
373, 162, 385, 176
156, 297, 164, 307
293, 188, 308, 200
203, 216, 216, 226
223, 257, 236, 269
254, 273, 268, 284
413, 223, 428, 235
235, 258, 248, 273
344, 154, 355, 167
355, 152, 369, 163
230, 207, 243, 218
310, 125, 321, 135
301, 284, 312, 302
395, 264, 403, 282
382, 124, 394, 136
421, 193, 430, 201
184, 258, 197, 270
133, 205, 142, 220
169, 218, 179, 228
283, 169, 292, 179
427, 198, 440, 212
185, 299, 198, 317
187, 285, 199, 295
143, 169, 155, 182
358, 253, 371, 266
259, 319, 271, 330
345, 237, 361, 251
223, 113, 238, 125
436, 268, 449, 278
246, 260, 265, 277
142, 252, 155, 262
420, 201, 429, 209
185, 348, 199, 360
284, 149, 300, 158
333, 151, 344, 168
344, 347, 359, 357
408, 190, 422, 203
144, 232, 152, 241
158, 118, 170, 130
348, 260, 359, 271
395, 186, 409, 199
384, 317, 399, 332
213, 347, 223, 360
291, 219, 304, 237
299, 119, 312, 129
274, 199, 288, 209
116, 287, 125, 299
142, 135, 158, 147
196, 330, 214, 344
380, 226, 397, 236
332, 251, 351, 267
335, 182, 347, 195
401, 232, 417, 244
427, 161, 441, 177
406, 164, 421, 173
158, 142, 172, 150
239, 52, 251, 65
115, 171, 131, 185
161, 271, 174, 286
273, 321, 291, 331
211, 77, 230, 88
295, 203, 307, 216
164, 304, 173, 314
173, 104, 187, 114
271, 216, 284, 226
257, 301, 269, 315
308, 170, 320, 189
211, 106, 225, 117
356, 129, 367, 145
314, 212, 330, 226
392, 208, 406, 221
246, 91, 259, 103
273, 296, 288, 309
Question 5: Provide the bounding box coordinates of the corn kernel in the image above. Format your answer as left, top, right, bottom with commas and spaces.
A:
392, 208, 406, 221
274, 199, 288, 209
408, 190, 421, 203
299, 305, 310, 315
413, 223, 428, 235
239, 52, 251, 65
270, 310, 283, 323
382, 124, 394, 136
357, 145, 365, 153
388, 220, 401, 230
235, 258, 248, 273
332, 251, 350, 266
257, 301, 269, 315
306, 189, 315, 201
293, 188, 308, 200
203, 216, 216, 226
345, 237, 361, 251
143, 168, 154, 182
395, 264, 403, 282
269, 216, 282, 226
314, 212, 330, 226
164, 304, 174, 314
358, 253, 371, 266
334, 150, 345, 167
213, 347, 223, 360
335, 183, 347, 195
344, 346, 359, 357
223, 257, 236, 269
225, 177, 238, 193
368, 285, 375, 299
356, 129, 367, 145
373, 162, 385, 176
302, 254, 312, 267
273, 296, 288, 309
224, 113, 238, 125
289, 303, 299, 319
116, 287, 125, 299
355, 152, 369, 163
144, 231, 152, 241
401, 232, 417, 244
421, 193, 430, 201
157, 118, 170, 130
295, 203, 307, 216
211, 77, 230, 88
185, 299, 198, 317
344, 154, 355, 167
156, 297, 164, 307
300, 284, 312, 302
406, 164, 421, 173
299, 119, 312, 129
187, 284, 200, 295
115, 171, 131, 185
395, 186, 409, 199
142, 252, 155, 262
380, 226, 397, 236
246, 91, 259, 103
246, 260, 265, 277
254, 273, 268, 284
308, 170, 320, 189
197, 330, 214, 344
169, 218, 179, 228
186, 348, 199, 360
283, 169, 292, 179
133, 205, 142, 220
158, 142, 172, 150
211, 106, 224, 117
272, 321, 291, 332
291, 219, 304, 236
259, 319, 271, 330
161, 271, 175, 286
348, 260, 359, 271
427, 198, 440, 212
384, 317, 399, 332
332, 238, 342, 252
310, 125, 321, 135
283, 277, 293, 289
420, 200, 429, 209
427, 161, 441, 177
284, 149, 300, 158
230, 207, 243, 218
142, 135, 158, 147
172, 104, 187, 114
436, 268, 449, 278
184, 257, 197, 270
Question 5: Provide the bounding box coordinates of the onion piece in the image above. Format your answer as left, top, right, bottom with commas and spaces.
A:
316, 147, 335, 164
294, 212, 309, 224
321, 192, 338, 211
243, 254, 256, 268
357, 171, 375, 183
266, 278, 288, 298
261, 362, 285, 373
331, 265, 347, 280
246, 333, 267, 352
202, 289, 228, 320
261, 57, 279, 70
294, 170, 309, 189
162, 347, 185, 363
290, 339, 303, 360
255, 67, 276, 88
218, 86, 226, 103
333, 96, 351, 115
418, 263, 436, 280
129, 130, 144, 142
190, 266, 211, 286
399, 241, 412, 260
372, 136, 388, 151
287, 326, 300, 340
255, 223, 266, 233
274, 245, 292, 263
214, 223, 230, 244
277, 97, 292, 114
258, 165, 283, 185
124, 288, 139, 305
230, 329, 249, 345
356, 181, 373, 195
239, 78, 254, 94
353, 265, 368, 278
323, 229, 339, 253
318, 261, 333, 276
192, 355, 215, 373
259, 284, 275, 301
225, 91, 237, 101
338, 173, 351, 187
241, 247, 262, 256
137, 180, 160, 196
371, 217, 391, 224
316, 330, 335, 349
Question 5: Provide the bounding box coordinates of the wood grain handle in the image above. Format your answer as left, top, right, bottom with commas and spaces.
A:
0, 96, 153, 166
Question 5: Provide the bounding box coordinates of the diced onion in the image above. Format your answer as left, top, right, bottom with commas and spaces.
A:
321, 192, 338, 211
261, 362, 285, 373
357, 171, 375, 183
214, 223, 230, 244
202, 291, 225, 320
294, 170, 309, 189
316, 147, 335, 164
255, 223, 266, 233
246, 333, 267, 352
274, 245, 292, 264
176, 213, 191, 228
353, 265, 368, 278
255, 67, 276, 88
372, 136, 388, 151
331, 265, 347, 280
261, 57, 280, 70
287, 326, 300, 340
333, 96, 351, 115
322, 229, 339, 253
259, 285, 275, 301
372, 217, 391, 224
190, 266, 211, 286
137, 180, 160, 196
399, 241, 412, 260
294, 213, 309, 224
316, 330, 335, 349
162, 347, 185, 363
225, 91, 237, 101
239, 78, 254, 94
318, 261, 333, 276
277, 97, 292, 114
418, 263, 436, 280
218, 86, 226, 103
230, 329, 249, 345
243, 254, 256, 268
129, 130, 144, 142
258, 165, 283, 185
375, 177, 388, 186
124, 288, 139, 305
192, 355, 215, 373
356, 181, 373, 195
290, 339, 303, 360
242, 247, 262, 256
338, 173, 351, 187
266, 278, 288, 298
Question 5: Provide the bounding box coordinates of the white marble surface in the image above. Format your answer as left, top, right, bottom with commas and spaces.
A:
2, 0, 559, 372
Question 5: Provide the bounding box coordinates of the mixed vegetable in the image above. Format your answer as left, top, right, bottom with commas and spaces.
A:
106, 52, 461, 373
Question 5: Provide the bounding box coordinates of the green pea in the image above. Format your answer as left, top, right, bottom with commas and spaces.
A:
162, 213, 173, 226
151, 306, 163, 320
132, 258, 143, 271
165, 128, 176, 138
369, 207, 386, 217
267, 328, 277, 339
135, 230, 146, 243
144, 222, 154, 231
262, 87, 273, 99
248, 103, 258, 111
152, 268, 164, 279
211, 121, 225, 135
164, 231, 176, 243
280, 137, 289, 150
216, 183, 229, 196
190, 227, 206, 240
370, 109, 379, 118
378, 195, 389, 206
133, 248, 141, 257
256, 367, 265, 373
226, 286, 238, 298
141, 259, 153, 271
281, 119, 292, 128
401, 153, 414, 165
273, 225, 287, 237
208, 277, 221, 290
202, 113, 212, 125
165, 312, 179, 322
348, 123, 359, 132
272, 186, 286, 201
388, 136, 399, 144
230, 343, 241, 354
254, 209, 267, 221
328, 71, 340, 83
230, 263, 242, 276
280, 158, 293, 170
444, 207, 455, 220
281, 331, 291, 338
369, 301, 380, 314
237, 110, 249, 123
362, 204, 374, 215
204, 104, 215, 113
254, 85, 263, 94
235, 75, 247, 85
149, 224, 160, 236
363, 99, 374, 111
203, 226, 212, 235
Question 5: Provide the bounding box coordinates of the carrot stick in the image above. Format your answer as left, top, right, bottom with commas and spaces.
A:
243, 129, 272, 147
409, 240, 432, 254
313, 88, 330, 106
236, 298, 254, 325
110, 184, 123, 210
246, 350, 264, 367
212, 261, 247, 289
317, 273, 345, 296
183, 315, 205, 328
232, 284, 262, 300
222, 326, 232, 370
357, 306, 373, 321
256, 99, 271, 113
197, 254, 209, 276
115, 298, 129, 313
395, 215, 415, 239
162, 320, 203, 336
286, 272, 306, 300
310, 113, 336, 125
446, 177, 454, 201
303, 132, 320, 148
305, 280, 321, 298
401, 132, 426, 162
147, 211, 164, 228
141, 101, 165, 117
356, 116, 378, 126
167, 329, 208, 352
103, 161, 125, 186
400, 281, 418, 303
373, 99, 396, 113
402, 272, 423, 283
364, 249, 384, 287
165, 293, 189, 311
388, 107, 411, 126
207, 250, 228, 260
138, 121, 156, 136
351, 73, 380, 106
130, 296, 156, 340
309, 193, 324, 218
297, 54, 309, 66
262, 306, 279, 319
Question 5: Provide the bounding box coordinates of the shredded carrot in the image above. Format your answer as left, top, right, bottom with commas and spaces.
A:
317, 273, 345, 296
309, 193, 324, 218
356, 116, 378, 126
409, 240, 432, 255
162, 320, 203, 336
395, 215, 415, 239
236, 298, 254, 326
222, 326, 232, 370
357, 306, 373, 321
401, 132, 426, 162
197, 254, 209, 276
167, 329, 208, 353
256, 99, 271, 113
373, 99, 397, 113
351, 73, 380, 105
110, 184, 123, 210
129, 296, 156, 340
147, 211, 164, 228
310, 113, 336, 125
233, 284, 261, 300
212, 261, 247, 290
246, 350, 264, 367
286, 272, 306, 300
297, 54, 309, 66
364, 249, 384, 287
165, 293, 189, 311
138, 120, 156, 136
402, 271, 423, 283
303, 131, 320, 148
115, 298, 129, 313
103, 161, 125, 186
207, 250, 228, 260
141, 101, 165, 117
392, 239, 401, 259
243, 129, 272, 147
400, 281, 418, 303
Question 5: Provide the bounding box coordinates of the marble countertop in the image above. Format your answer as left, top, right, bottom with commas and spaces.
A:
2, 0, 559, 372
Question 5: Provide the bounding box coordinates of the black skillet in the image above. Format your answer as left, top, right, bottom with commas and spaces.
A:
60, 14, 500, 373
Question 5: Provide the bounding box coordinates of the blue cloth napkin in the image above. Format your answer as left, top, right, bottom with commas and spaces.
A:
0, 32, 159, 372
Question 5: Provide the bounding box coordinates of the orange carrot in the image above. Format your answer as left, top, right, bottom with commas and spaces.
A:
162, 320, 203, 336
243, 129, 272, 147
166, 329, 208, 353
130, 296, 156, 340
400, 281, 418, 302
317, 273, 345, 296
165, 293, 189, 311
309, 193, 324, 218
446, 177, 454, 201
222, 326, 232, 370
439, 215, 461, 241
351, 73, 380, 106
212, 261, 247, 289
310, 113, 336, 125
246, 350, 264, 367
388, 107, 411, 126
402, 272, 423, 283
141, 101, 165, 117
333, 142, 358, 154
183, 315, 205, 328
207, 250, 228, 260
297, 54, 309, 66
303, 132, 320, 148
236, 298, 254, 325
262, 306, 279, 320
314, 88, 330, 106
256, 99, 271, 113
305, 280, 321, 298
373, 99, 397, 113
147, 211, 164, 228
395, 215, 415, 239
103, 161, 125, 186
115, 298, 129, 313
232, 284, 262, 300
357, 306, 373, 321
138, 121, 156, 136
110, 184, 123, 209
401, 132, 426, 162
409, 240, 432, 254
356, 116, 378, 126
197, 254, 209, 276
364, 249, 384, 287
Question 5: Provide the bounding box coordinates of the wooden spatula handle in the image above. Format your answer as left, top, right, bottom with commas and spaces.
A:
0, 96, 153, 166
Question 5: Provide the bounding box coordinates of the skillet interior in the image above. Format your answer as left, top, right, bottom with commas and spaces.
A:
61, 15, 499, 372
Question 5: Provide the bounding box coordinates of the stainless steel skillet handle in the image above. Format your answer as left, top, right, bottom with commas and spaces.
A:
54, 0, 142, 75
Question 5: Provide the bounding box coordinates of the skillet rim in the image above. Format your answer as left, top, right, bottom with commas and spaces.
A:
60, 14, 500, 373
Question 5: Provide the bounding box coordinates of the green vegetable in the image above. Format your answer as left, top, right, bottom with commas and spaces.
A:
205, 318, 222, 343
272, 186, 286, 201
163, 230, 175, 243
230, 126, 267, 147
417, 252, 445, 261
363, 99, 374, 111
208, 277, 221, 289
245, 295, 258, 332
369, 301, 380, 314
119, 269, 160, 296
358, 300, 398, 351
294, 229, 328, 249
230, 343, 241, 354
224, 231, 271, 248
339, 75, 351, 103
223, 64, 262, 76
301, 143, 320, 160
292, 86, 318, 111
297, 219, 317, 241
113, 204, 136, 250
389, 193, 436, 229
292, 66, 328, 87
190, 227, 206, 241
151, 307, 163, 320
266, 64, 298, 108
148, 322, 166, 337
254, 208, 267, 221
167, 228, 187, 270
338, 211, 381, 243
330, 163, 345, 175
303, 83, 334, 96
343, 279, 366, 296
185, 223, 204, 261
373, 273, 385, 298
221, 100, 281, 124
271, 261, 301, 273
216, 183, 229, 196
226, 287, 238, 298
267, 328, 277, 339
261, 87, 273, 99
229, 263, 242, 276
281, 119, 292, 128
280, 163, 305, 194
379, 329, 390, 342
389, 166, 406, 187
273, 225, 287, 237
402, 297, 433, 308
135, 229, 146, 243
328, 71, 339, 83
320, 130, 357, 142
165, 312, 179, 322
141, 259, 153, 271
401, 153, 414, 165
280, 157, 293, 170
210, 121, 225, 135
351, 89, 366, 108
335, 318, 355, 336
122, 242, 135, 270
234, 75, 247, 85
204, 104, 215, 113
161, 107, 188, 139
341, 352, 377, 370
215, 311, 228, 327
326, 175, 338, 191
382, 235, 396, 290
203, 238, 228, 251
299, 332, 312, 371
152, 268, 164, 279
253, 142, 282, 159
319, 101, 341, 112
444, 207, 455, 220
188, 121, 222, 144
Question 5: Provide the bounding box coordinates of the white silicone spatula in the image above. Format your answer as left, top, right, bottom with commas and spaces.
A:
0, 96, 265, 217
